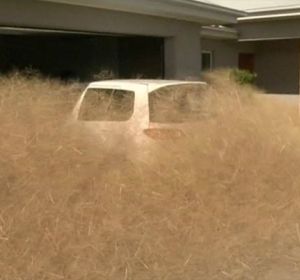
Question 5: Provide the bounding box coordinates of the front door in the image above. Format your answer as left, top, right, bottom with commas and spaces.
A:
239, 53, 255, 73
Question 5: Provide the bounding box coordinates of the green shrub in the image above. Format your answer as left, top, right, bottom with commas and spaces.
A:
231, 69, 257, 85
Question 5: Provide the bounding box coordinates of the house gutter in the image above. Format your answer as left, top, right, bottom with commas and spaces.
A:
239, 12, 300, 22
246, 5, 300, 15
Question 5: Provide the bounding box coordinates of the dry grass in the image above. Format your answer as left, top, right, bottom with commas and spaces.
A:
1, 70, 300, 279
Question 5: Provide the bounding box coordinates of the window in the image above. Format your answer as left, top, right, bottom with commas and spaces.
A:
78, 88, 135, 122
202, 51, 213, 71
149, 84, 207, 123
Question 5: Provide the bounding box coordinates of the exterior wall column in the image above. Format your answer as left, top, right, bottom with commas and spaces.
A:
164, 30, 202, 80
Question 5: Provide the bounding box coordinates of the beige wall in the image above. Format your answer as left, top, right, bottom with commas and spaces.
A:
0, 0, 203, 80
237, 20, 300, 93
201, 38, 254, 69
254, 40, 299, 94
239, 19, 300, 41
202, 37, 299, 94
202, 38, 238, 69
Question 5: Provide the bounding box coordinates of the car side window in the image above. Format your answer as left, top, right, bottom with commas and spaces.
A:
148, 84, 206, 123
78, 88, 135, 122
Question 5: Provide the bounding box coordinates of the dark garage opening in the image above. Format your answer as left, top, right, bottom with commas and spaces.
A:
118, 37, 164, 79
0, 32, 164, 81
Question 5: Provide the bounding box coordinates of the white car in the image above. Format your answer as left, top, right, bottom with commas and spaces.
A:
71, 80, 207, 158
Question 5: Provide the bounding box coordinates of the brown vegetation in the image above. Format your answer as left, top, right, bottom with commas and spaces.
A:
1, 71, 300, 279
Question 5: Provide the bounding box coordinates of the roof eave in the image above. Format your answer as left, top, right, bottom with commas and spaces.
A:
238, 12, 300, 23
41, 0, 245, 24
201, 25, 238, 40
246, 5, 300, 15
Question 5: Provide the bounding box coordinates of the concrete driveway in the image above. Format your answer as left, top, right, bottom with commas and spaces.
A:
266, 94, 299, 104
258, 94, 299, 112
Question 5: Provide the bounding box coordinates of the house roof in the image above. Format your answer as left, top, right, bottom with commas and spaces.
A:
41, 0, 245, 24
238, 4, 300, 22
197, 0, 300, 12
247, 4, 300, 14
200, 0, 300, 22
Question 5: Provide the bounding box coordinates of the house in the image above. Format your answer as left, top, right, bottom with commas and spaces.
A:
0, 0, 242, 81
0, 0, 299, 94
201, 1, 300, 94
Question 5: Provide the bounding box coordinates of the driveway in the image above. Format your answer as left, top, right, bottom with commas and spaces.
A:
266, 94, 299, 105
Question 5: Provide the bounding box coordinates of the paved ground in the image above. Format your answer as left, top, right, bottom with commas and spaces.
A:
257, 94, 300, 280
258, 94, 299, 112
267, 94, 299, 105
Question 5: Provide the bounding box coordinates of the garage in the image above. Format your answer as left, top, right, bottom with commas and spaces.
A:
0, 29, 164, 81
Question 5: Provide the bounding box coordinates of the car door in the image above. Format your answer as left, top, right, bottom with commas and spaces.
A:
145, 84, 207, 140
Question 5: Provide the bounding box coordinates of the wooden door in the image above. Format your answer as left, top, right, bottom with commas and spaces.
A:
239, 53, 255, 73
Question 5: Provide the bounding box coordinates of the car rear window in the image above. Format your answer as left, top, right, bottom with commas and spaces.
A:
78, 88, 135, 122
149, 84, 207, 123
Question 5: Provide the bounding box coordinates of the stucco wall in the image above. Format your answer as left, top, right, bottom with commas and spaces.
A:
0, 0, 202, 80
201, 37, 299, 94
239, 19, 300, 41
255, 40, 299, 94
201, 38, 254, 69
237, 19, 300, 94
202, 38, 238, 69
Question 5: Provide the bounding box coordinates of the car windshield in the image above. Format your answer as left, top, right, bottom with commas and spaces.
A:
149, 84, 207, 123
78, 88, 135, 122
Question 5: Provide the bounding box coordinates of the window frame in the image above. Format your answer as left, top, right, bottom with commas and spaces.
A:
77, 87, 136, 123
148, 84, 207, 124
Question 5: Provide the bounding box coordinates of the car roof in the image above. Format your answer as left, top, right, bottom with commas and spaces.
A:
88, 79, 207, 92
